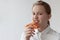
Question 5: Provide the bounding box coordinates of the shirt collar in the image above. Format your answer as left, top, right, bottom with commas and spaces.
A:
41, 26, 51, 34
36, 26, 51, 34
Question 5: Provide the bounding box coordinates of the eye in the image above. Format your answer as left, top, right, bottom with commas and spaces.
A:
39, 13, 43, 15
33, 13, 35, 15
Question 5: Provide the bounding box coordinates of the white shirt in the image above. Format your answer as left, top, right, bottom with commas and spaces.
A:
20, 26, 60, 40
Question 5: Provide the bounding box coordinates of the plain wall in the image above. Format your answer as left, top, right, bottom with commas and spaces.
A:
0, 0, 60, 40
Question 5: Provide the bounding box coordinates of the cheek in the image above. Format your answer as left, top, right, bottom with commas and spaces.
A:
38, 15, 48, 21
32, 15, 35, 19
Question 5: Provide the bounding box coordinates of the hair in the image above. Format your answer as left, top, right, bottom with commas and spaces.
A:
32, 1, 51, 25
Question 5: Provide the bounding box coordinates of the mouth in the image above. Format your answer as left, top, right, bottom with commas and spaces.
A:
33, 19, 39, 23
35, 20, 39, 23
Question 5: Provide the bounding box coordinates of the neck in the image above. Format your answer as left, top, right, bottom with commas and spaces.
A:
38, 23, 48, 32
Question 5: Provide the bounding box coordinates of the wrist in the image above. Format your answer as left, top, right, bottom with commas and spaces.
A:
25, 37, 30, 40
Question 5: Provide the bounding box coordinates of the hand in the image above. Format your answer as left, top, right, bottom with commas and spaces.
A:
24, 25, 35, 40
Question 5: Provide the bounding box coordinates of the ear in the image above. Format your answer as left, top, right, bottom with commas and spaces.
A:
48, 14, 51, 19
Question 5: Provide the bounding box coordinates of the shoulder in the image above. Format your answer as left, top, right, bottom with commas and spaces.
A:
47, 27, 60, 37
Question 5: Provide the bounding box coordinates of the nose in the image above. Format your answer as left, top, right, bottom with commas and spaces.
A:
34, 15, 38, 19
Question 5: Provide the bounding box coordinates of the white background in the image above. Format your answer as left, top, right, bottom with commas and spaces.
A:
0, 0, 60, 40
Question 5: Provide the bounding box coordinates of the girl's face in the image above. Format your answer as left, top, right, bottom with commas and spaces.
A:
32, 5, 51, 25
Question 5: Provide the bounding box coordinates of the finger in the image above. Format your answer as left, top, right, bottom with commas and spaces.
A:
25, 24, 34, 29
26, 26, 33, 30
26, 30, 35, 35
25, 28, 35, 33
25, 34, 33, 37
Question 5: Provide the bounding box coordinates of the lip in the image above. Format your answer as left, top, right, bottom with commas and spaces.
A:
33, 20, 39, 23
35, 20, 38, 23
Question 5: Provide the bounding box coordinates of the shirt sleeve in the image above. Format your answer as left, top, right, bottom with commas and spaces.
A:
20, 32, 26, 40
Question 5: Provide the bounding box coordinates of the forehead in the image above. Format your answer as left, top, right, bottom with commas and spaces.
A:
32, 5, 46, 13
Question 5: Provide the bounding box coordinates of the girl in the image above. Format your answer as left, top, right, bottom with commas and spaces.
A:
20, 1, 60, 40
